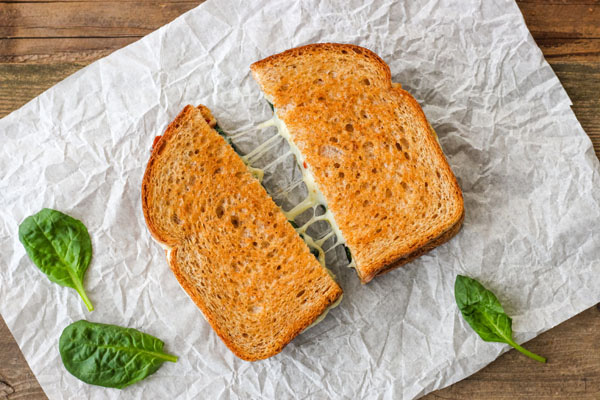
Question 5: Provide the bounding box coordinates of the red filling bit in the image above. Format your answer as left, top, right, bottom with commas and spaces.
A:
151, 135, 162, 151
303, 161, 307, 169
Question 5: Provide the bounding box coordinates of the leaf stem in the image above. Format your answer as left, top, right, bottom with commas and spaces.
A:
70, 273, 94, 312
162, 353, 178, 363
509, 340, 546, 363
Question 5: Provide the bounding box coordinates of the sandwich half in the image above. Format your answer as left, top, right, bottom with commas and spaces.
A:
250, 43, 464, 283
142, 105, 342, 361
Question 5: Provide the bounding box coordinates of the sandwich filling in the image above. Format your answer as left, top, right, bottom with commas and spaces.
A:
256, 114, 356, 271
221, 111, 355, 276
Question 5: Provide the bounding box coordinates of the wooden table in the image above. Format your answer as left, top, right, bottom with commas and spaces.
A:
1, 1, 598, 399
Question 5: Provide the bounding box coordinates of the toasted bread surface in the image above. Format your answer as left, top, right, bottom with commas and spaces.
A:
251, 43, 464, 283
142, 105, 342, 360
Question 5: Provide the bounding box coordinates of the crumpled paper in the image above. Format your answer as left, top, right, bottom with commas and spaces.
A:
1, 0, 599, 399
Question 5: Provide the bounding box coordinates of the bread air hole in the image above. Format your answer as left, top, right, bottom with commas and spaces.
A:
404, 152, 410, 160
296, 290, 305, 298
215, 203, 224, 218
395, 142, 402, 151
386, 188, 393, 198
345, 124, 354, 132
362, 78, 370, 86
231, 216, 240, 228
400, 137, 409, 149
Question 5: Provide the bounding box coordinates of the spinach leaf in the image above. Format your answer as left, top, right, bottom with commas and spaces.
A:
310, 247, 320, 259
214, 123, 226, 136
344, 245, 352, 263
267, 101, 274, 112
455, 275, 546, 363
59, 320, 178, 389
18, 208, 94, 311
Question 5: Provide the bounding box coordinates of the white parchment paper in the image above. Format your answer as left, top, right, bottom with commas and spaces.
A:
1, 0, 599, 399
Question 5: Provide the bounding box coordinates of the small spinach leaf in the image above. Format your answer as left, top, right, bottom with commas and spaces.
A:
18, 208, 94, 311
59, 320, 178, 389
267, 101, 274, 112
214, 123, 226, 136
344, 245, 352, 263
455, 275, 546, 363
310, 247, 320, 259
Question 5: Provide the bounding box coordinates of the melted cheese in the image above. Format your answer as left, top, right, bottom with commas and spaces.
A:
256, 115, 356, 271
303, 293, 343, 332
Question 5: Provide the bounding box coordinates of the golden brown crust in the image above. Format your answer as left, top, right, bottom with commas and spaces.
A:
251, 43, 464, 283
368, 208, 464, 282
141, 105, 342, 360
142, 105, 196, 247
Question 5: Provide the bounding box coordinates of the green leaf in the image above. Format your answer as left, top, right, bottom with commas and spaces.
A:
214, 123, 226, 136
59, 320, 177, 389
267, 101, 274, 112
18, 208, 94, 311
344, 245, 352, 263
455, 275, 546, 363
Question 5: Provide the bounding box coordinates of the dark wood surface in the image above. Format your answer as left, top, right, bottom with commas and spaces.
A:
0, 1, 598, 399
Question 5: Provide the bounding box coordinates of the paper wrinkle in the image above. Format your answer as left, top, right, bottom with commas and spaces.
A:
1, 0, 600, 399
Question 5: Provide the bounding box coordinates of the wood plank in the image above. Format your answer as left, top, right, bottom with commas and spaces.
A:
549, 61, 600, 153
517, 0, 599, 4
0, 318, 46, 399
0, 37, 135, 63
0, 2, 598, 64
517, 3, 600, 38
537, 38, 600, 62
0, 62, 87, 118
0, 1, 201, 38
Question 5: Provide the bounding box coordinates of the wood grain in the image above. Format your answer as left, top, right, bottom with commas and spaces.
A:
0, 1, 599, 399
0, 2, 200, 37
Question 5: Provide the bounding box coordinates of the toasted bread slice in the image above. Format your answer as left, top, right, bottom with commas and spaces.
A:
251, 43, 464, 283
142, 105, 342, 361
